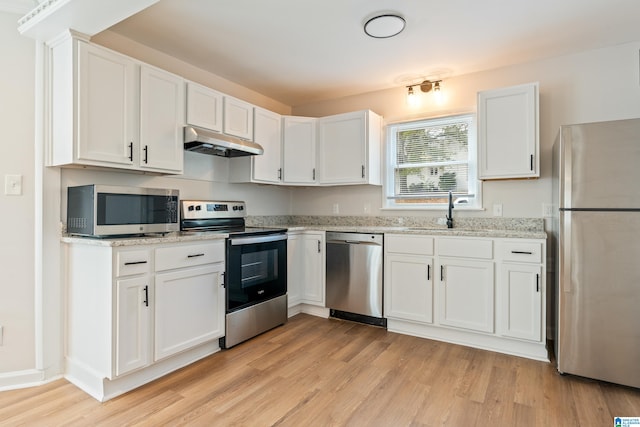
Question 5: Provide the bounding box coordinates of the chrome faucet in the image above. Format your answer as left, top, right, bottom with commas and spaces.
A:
446, 191, 454, 229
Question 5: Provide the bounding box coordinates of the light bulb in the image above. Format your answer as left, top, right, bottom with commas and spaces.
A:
407, 86, 420, 107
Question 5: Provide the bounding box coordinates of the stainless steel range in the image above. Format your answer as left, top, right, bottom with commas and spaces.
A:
180, 200, 288, 349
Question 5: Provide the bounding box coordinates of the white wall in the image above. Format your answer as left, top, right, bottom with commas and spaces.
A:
291, 41, 640, 221
60, 152, 292, 218
0, 11, 36, 373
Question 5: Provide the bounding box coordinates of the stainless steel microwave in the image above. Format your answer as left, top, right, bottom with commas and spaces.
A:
67, 185, 179, 237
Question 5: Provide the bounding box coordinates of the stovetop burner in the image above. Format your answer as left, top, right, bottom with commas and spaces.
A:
180, 200, 287, 236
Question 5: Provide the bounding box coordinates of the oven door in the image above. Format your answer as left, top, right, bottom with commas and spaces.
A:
226, 233, 287, 312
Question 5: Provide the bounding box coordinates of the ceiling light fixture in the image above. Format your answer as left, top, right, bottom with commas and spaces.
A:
364, 14, 405, 38
406, 79, 443, 105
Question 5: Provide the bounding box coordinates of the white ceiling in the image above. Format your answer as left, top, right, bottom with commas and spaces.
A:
102, 0, 640, 106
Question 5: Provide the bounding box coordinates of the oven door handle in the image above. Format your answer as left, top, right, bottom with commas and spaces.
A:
229, 233, 288, 246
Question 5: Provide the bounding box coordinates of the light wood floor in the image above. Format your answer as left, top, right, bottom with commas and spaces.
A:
2, 314, 640, 426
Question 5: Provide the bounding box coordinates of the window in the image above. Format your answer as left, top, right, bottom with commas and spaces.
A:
385, 114, 480, 209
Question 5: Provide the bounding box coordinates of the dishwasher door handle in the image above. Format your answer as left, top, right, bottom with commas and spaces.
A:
327, 240, 381, 246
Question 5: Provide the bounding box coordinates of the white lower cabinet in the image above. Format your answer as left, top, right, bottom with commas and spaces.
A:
497, 240, 544, 343
154, 264, 225, 361
287, 231, 327, 316
384, 234, 434, 324
115, 276, 152, 376
498, 258, 543, 342
64, 239, 226, 402
438, 257, 494, 333
385, 253, 433, 324
384, 233, 547, 361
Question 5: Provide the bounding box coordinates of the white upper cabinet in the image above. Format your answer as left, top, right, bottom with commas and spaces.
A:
477, 82, 539, 179
139, 65, 184, 173
67, 38, 136, 168
229, 107, 283, 184
282, 116, 317, 185
251, 107, 283, 183
185, 81, 223, 132
317, 110, 382, 185
47, 33, 184, 174
223, 96, 254, 140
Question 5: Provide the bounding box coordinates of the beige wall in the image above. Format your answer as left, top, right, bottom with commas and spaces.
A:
0, 11, 36, 373
291, 41, 640, 221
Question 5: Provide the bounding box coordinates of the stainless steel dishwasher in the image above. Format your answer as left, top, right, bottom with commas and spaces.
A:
325, 232, 385, 327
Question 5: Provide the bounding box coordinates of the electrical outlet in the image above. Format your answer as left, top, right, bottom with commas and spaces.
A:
332, 203, 339, 214
363, 203, 371, 214
493, 203, 503, 217
542, 203, 553, 217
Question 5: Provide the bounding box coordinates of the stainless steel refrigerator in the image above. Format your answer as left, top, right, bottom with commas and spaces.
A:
553, 118, 640, 388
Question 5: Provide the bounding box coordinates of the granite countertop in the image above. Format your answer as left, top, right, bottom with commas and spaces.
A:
61, 216, 547, 246
285, 225, 546, 239
255, 215, 548, 240
61, 231, 228, 247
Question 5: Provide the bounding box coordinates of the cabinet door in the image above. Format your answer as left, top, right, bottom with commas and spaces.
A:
317, 111, 367, 184
223, 96, 254, 140
252, 107, 282, 183
139, 65, 184, 173
499, 263, 542, 342
154, 264, 225, 361
385, 254, 433, 324
302, 232, 325, 305
478, 82, 539, 179
288, 232, 325, 307
283, 116, 317, 185
286, 233, 303, 307
186, 81, 223, 132
115, 276, 152, 376
77, 41, 136, 166
438, 258, 494, 333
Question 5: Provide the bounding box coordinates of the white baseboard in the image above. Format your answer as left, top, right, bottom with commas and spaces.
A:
0, 369, 63, 391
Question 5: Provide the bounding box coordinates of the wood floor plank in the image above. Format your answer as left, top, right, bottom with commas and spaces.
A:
1, 313, 639, 426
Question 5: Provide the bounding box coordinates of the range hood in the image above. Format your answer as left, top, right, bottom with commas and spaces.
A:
184, 125, 264, 157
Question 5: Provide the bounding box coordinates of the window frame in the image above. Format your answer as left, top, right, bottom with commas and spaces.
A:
383, 113, 482, 211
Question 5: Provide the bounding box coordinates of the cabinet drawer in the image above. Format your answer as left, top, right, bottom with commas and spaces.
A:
155, 241, 224, 271
500, 241, 542, 263
116, 249, 151, 277
386, 234, 434, 256
438, 237, 493, 259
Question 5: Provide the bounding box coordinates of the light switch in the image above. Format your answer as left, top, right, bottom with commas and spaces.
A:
493, 203, 503, 217
4, 174, 22, 196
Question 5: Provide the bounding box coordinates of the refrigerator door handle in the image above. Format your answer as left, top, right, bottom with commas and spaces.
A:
561, 210, 572, 293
